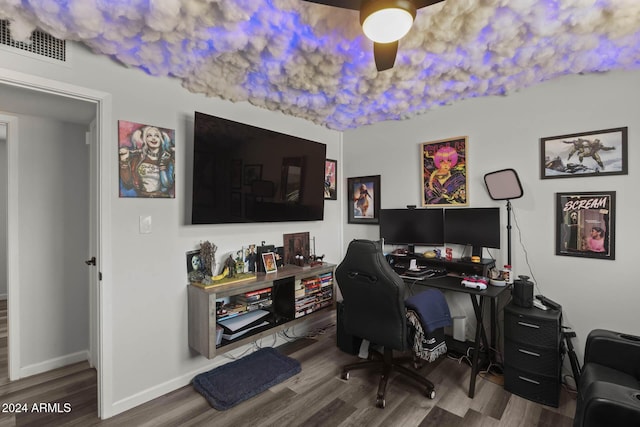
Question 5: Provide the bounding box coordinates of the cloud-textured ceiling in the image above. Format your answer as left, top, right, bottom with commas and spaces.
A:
2, 0, 640, 131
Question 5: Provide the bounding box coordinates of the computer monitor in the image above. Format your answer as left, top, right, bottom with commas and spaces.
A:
379, 208, 444, 254
444, 207, 501, 258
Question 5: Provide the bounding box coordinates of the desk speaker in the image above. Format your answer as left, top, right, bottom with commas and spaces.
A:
513, 276, 533, 308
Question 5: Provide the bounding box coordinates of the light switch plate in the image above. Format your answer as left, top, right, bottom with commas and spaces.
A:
139, 215, 152, 234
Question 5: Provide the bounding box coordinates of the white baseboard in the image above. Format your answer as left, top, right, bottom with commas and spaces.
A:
107, 311, 336, 418
0, 294, 7, 300
20, 350, 89, 378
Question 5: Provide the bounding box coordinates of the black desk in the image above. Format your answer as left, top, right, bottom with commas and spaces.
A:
401, 273, 512, 398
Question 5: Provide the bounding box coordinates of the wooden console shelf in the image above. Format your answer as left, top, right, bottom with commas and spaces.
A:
188, 263, 335, 359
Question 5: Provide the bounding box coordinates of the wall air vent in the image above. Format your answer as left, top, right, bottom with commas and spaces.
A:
0, 20, 66, 62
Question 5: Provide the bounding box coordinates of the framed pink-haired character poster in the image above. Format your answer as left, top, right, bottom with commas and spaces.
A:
421, 136, 468, 207
118, 120, 176, 198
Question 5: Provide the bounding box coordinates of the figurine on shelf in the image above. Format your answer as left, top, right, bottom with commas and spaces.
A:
245, 244, 257, 272
224, 255, 237, 278
199, 240, 217, 276
310, 254, 325, 267
234, 249, 245, 274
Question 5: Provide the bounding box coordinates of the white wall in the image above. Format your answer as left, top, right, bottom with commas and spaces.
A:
343, 70, 640, 363
1, 41, 343, 416
16, 115, 90, 367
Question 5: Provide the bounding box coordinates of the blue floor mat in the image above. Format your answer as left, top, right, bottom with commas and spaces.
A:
192, 347, 301, 411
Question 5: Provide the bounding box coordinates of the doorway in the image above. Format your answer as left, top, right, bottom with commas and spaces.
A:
0, 70, 112, 418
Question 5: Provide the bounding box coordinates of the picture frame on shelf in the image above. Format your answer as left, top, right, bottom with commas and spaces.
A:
283, 232, 310, 266
555, 191, 616, 260
186, 249, 202, 274
262, 252, 277, 274
324, 159, 337, 200
347, 175, 381, 224
420, 136, 468, 207
541, 127, 627, 179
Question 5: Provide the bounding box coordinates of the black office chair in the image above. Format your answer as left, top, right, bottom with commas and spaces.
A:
573, 329, 640, 427
335, 239, 436, 408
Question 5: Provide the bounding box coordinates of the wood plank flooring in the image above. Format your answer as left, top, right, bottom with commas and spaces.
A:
0, 301, 577, 426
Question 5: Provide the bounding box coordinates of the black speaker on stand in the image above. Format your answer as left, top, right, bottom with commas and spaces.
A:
513, 275, 534, 308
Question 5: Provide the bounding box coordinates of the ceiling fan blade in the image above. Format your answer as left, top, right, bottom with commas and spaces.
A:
301, 0, 361, 10
302, 0, 445, 10
414, 0, 445, 9
374, 41, 398, 71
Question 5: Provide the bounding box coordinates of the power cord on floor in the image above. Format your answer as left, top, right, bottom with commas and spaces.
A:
224, 319, 334, 358
278, 321, 335, 341
447, 346, 474, 367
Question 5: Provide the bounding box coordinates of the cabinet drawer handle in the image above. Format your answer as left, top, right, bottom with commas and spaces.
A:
518, 349, 540, 357
517, 321, 540, 329
518, 376, 540, 385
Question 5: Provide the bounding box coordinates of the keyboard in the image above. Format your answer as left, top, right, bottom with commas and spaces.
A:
402, 268, 447, 278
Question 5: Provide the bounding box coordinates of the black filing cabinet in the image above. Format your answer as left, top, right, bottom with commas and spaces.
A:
504, 302, 562, 407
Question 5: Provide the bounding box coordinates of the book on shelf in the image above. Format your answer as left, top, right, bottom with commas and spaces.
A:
235, 288, 272, 303
216, 302, 248, 321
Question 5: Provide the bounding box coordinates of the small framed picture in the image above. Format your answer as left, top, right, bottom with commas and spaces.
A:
324, 159, 337, 200
347, 175, 380, 224
556, 191, 616, 260
186, 250, 202, 273
541, 127, 627, 179
261, 252, 277, 274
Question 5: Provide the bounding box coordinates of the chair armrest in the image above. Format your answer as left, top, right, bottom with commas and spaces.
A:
578, 381, 640, 427
584, 329, 640, 379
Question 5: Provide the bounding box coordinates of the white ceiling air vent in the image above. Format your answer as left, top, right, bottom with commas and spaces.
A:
0, 19, 67, 62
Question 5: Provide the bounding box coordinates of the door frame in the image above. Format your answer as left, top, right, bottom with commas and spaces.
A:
0, 112, 18, 379
0, 67, 113, 418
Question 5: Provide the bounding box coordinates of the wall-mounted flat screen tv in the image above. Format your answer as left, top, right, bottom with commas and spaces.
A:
192, 112, 327, 224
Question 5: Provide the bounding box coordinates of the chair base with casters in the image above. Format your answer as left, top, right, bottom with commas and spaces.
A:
341, 346, 436, 408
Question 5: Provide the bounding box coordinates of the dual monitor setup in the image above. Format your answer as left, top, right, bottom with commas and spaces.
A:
379, 207, 501, 259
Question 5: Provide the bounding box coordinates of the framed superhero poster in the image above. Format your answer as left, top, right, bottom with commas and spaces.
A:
541, 127, 627, 179
347, 175, 380, 224
421, 136, 468, 207
118, 120, 175, 198
556, 191, 616, 260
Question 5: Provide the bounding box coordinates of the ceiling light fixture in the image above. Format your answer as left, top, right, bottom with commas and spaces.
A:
360, 0, 417, 44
